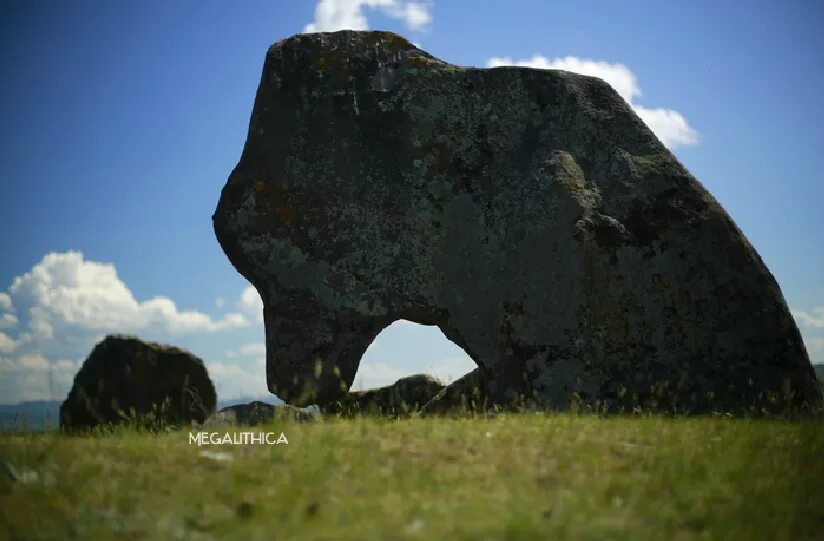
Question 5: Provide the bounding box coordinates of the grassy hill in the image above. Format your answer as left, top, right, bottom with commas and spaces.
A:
1, 414, 822, 540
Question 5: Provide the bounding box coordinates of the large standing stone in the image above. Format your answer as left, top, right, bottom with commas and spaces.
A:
213, 30, 819, 413
60, 335, 216, 429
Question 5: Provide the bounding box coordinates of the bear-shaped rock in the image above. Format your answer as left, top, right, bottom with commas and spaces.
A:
213, 31, 818, 413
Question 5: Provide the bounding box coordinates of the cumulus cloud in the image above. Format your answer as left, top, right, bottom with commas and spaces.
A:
807, 338, 824, 352
486, 55, 699, 149
7, 252, 248, 339
304, 0, 432, 32
801, 334, 824, 366
633, 106, 700, 148
0, 251, 259, 403
238, 342, 266, 357
207, 358, 269, 399
351, 360, 409, 390
0, 292, 15, 330
426, 355, 477, 384
0, 354, 81, 402
0, 313, 18, 329
793, 307, 824, 365
238, 286, 264, 323
793, 307, 824, 329
213, 341, 272, 399
0, 331, 16, 354
0, 292, 12, 312
226, 341, 267, 360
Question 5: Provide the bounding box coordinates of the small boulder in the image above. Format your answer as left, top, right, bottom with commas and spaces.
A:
204, 402, 314, 426
324, 373, 444, 415
60, 335, 216, 430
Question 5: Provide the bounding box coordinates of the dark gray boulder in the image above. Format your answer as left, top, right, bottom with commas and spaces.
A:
213, 30, 819, 414
60, 335, 216, 429
323, 373, 444, 415
204, 401, 314, 425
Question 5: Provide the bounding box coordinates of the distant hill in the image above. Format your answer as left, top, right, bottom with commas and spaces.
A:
216, 395, 283, 410
0, 396, 285, 430
0, 400, 61, 430
814, 364, 824, 382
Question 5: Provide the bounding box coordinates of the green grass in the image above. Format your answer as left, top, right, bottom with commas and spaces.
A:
1, 414, 823, 540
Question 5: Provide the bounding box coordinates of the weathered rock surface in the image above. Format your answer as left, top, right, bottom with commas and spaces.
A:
204, 401, 314, 425
60, 335, 216, 429
323, 373, 444, 415
213, 30, 819, 413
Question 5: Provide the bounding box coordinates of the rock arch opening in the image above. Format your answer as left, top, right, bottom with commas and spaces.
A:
307, 319, 480, 414
352, 319, 476, 392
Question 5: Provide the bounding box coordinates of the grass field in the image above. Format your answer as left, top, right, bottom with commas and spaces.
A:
1, 414, 823, 541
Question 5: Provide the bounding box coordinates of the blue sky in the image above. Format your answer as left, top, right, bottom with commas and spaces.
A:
1, 0, 822, 404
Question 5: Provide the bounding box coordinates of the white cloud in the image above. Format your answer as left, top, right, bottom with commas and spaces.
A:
226, 341, 267, 360
351, 360, 409, 390
426, 356, 476, 384
304, 0, 432, 33
19, 353, 50, 371
0, 355, 80, 402
0, 313, 18, 329
0, 331, 16, 354
238, 285, 264, 323
0, 251, 257, 404
0, 292, 15, 330
351, 355, 475, 391
215, 297, 225, 309
7, 252, 248, 338
383, 1, 431, 30
634, 106, 699, 147
794, 307, 824, 365
0, 292, 12, 312
208, 359, 269, 399
238, 342, 266, 357
793, 307, 824, 329
801, 334, 824, 367
486, 55, 699, 149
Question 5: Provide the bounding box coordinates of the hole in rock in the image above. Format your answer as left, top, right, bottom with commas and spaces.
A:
351, 319, 477, 392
